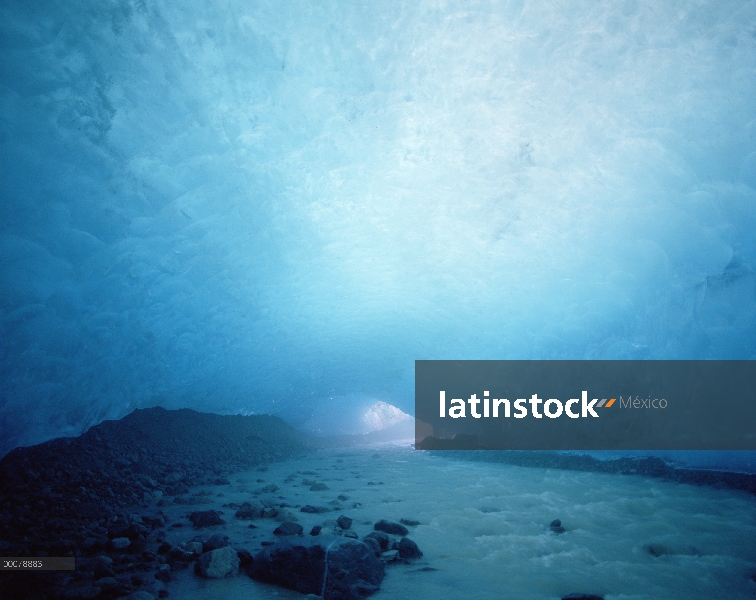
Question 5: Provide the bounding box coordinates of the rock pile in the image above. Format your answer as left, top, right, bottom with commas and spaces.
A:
0, 407, 309, 599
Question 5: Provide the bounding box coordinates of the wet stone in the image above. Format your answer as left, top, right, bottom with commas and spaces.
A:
398, 537, 423, 559
374, 520, 408, 536
274, 522, 304, 536
188, 510, 225, 527
301, 505, 330, 514
195, 546, 240, 579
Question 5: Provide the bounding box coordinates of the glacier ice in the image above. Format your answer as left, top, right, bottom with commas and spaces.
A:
0, 0, 755, 456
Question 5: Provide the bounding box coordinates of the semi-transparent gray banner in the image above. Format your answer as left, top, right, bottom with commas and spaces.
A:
415, 360, 756, 450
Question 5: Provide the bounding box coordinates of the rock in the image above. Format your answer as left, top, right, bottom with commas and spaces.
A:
363, 531, 390, 551
189, 510, 225, 527
363, 536, 381, 556
311, 526, 322, 536
274, 522, 304, 536
235, 501, 264, 519
254, 484, 279, 494
111, 536, 131, 550
157, 542, 172, 555
645, 543, 673, 557
82, 536, 107, 551
398, 537, 423, 559
302, 505, 331, 514
147, 529, 166, 544
302, 479, 317, 486
86, 555, 115, 579
336, 516, 353, 530
374, 520, 408, 536
184, 541, 204, 555
168, 545, 194, 561
237, 548, 254, 570
310, 483, 330, 491
275, 507, 299, 522
400, 519, 420, 527
561, 595, 604, 600
550, 519, 566, 534
202, 533, 230, 552
251, 536, 384, 599
196, 546, 240, 578
344, 531, 358, 539
154, 569, 171, 583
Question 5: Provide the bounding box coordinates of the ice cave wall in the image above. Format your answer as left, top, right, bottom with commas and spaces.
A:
0, 0, 755, 454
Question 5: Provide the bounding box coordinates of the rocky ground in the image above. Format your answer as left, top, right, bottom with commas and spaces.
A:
0, 407, 313, 599
0, 409, 434, 600
2, 406, 749, 600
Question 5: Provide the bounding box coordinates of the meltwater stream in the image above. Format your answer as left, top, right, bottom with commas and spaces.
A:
164, 444, 756, 600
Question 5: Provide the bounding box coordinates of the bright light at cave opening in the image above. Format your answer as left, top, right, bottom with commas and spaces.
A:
362, 401, 411, 432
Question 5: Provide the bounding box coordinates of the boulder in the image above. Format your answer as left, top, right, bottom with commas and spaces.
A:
550, 519, 566, 534
397, 537, 423, 559
188, 510, 225, 527
196, 546, 240, 578
302, 505, 331, 514
374, 520, 408, 536
111, 537, 131, 550
203, 533, 229, 552
363, 536, 381, 556
275, 507, 299, 522
309, 483, 330, 491
235, 501, 264, 520
184, 541, 204, 555
250, 535, 384, 600
336, 516, 353, 530
254, 484, 280, 494
237, 548, 254, 570
168, 545, 194, 562
274, 522, 304, 536
363, 531, 389, 551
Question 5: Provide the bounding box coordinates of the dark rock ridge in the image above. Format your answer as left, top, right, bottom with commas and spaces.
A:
0, 407, 310, 599
459, 452, 756, 495
251, 535, 385, 600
